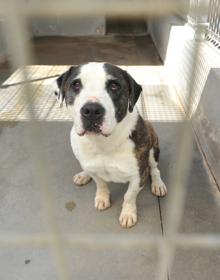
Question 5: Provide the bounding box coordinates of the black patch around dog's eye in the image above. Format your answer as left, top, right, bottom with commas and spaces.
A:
106, 80, 121, 98
55, 66, 80, 107
71, 79, 82, 93
66, 95, 74, 105
107, 80, 121, 93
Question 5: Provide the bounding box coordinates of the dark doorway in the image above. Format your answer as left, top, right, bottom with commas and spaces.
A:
106, 17, 148, 35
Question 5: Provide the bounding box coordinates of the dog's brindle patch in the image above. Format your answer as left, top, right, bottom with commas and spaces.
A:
130, 116, 160, 187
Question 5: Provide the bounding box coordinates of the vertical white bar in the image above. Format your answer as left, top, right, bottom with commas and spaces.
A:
156, 15, 206, 280
2, 1, 70, 279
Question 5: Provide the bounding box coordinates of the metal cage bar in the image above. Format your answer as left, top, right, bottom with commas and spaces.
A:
207, 0, 220, 47
2, 1, 70, 280
0, 0, 209, 17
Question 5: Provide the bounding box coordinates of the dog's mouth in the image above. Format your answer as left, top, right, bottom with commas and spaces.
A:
78, 124, 110, 137
79, 131, 110, 137
78, 130, 110, 137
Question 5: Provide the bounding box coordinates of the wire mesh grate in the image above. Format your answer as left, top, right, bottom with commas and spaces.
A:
206, 0, 220, 47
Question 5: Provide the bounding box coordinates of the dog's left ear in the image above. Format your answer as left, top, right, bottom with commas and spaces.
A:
125, 72, 142, 112
54, 66, 74, 107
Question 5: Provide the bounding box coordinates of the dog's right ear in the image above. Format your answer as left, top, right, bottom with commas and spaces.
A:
54, 67, 74, 107
54, 73, 65, 107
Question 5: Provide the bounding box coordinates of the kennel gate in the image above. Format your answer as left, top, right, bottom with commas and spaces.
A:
0, 1, 219, 280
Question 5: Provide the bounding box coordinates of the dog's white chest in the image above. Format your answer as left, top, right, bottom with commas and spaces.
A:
85, 150, 137, 183
71, 128, 139, 183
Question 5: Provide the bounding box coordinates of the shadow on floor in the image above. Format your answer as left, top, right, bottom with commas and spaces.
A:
0, 35, 162, 85
31, 35, 162, 66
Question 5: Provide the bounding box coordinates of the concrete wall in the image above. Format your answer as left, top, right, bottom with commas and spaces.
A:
193, 68, 220, 188
148, 15, 186, 62
149, 11, 220, 187
0, 16, 106, 62
31, 16, 106, 36
147, 0, 189, 62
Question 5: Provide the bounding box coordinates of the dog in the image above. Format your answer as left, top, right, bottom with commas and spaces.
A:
54, 62, 167, 228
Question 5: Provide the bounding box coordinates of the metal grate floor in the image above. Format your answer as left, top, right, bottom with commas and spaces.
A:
0, 65, 184, 122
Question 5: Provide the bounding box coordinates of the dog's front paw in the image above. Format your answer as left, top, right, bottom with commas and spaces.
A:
95, 195, 111, 211
119, 206, 137, 228
151, 180, 167, 197
73, 171, 91, 186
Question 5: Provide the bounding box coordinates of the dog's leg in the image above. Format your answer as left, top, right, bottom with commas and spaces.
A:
73, 171, 92, 186
149, 148, 167, 197
119, 178, 143, 228
92, 175, 111, 211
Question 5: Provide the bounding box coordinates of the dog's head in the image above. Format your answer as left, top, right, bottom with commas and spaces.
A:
54, 62, 142, 136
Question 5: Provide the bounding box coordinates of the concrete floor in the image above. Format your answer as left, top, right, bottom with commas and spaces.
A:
0, 36, 220, 280
1, 121, 220, 280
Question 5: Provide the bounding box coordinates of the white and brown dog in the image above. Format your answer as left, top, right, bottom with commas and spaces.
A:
55, 62, 167, 228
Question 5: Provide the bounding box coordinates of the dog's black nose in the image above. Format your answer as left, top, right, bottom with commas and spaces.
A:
80, 102, 105, 120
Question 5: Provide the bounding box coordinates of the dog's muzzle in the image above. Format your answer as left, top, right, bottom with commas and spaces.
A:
80, 102, 105, 134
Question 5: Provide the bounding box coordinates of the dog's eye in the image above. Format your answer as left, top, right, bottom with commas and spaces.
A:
72, 79, 82, 92
109, 81, 120, 92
